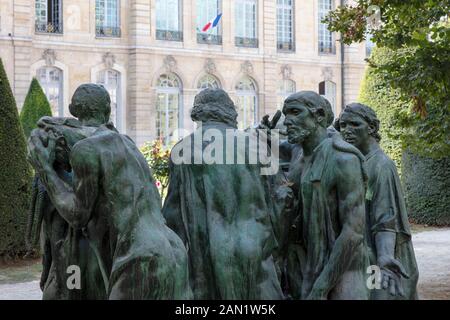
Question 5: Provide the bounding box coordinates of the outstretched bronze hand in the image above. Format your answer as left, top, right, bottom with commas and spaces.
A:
258, 110, 282, 131
378, 254, 410, 296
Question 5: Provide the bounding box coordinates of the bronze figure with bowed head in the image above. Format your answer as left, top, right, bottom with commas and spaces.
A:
27, 84, 192, 299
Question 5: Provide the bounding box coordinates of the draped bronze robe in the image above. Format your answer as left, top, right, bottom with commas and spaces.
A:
163, 122, 284, 300
365, 147, 419, 300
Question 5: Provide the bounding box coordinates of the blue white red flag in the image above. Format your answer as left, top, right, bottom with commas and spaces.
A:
201, 13, 222, 32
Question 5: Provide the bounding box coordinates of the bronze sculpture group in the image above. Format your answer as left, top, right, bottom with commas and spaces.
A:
26, 84, 419, 300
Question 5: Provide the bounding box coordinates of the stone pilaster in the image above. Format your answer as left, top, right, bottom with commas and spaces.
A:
12, 0, 32, 109
128, 0, 152, 145
262, 0, 278, 116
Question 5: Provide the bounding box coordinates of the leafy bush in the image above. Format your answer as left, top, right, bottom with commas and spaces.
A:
0, 58, 33, 258
140, 140, 171, 199
20, 78, 52, 138
402, 151, 450, 226
359, 47, 450, 226
326, 0, 450, 158
359, 47, 409, 171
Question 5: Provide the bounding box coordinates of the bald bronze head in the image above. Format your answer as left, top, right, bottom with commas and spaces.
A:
69, 83, 111, 126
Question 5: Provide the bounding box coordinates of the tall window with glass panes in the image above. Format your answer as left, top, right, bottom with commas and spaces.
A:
197, 0, 222, 44
37, 67, 63, 116
156, 0, 183, 41
235, 77, 258, 129
318, 0, 335, 54
97, 70, 121, 129
96, 0, 120, 37
277, 0, 294, 52
156, 74, 182, 145
235, 0, 258, 48
35, 0, 63, 34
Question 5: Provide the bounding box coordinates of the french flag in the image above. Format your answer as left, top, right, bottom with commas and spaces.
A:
201, 13, 222, 32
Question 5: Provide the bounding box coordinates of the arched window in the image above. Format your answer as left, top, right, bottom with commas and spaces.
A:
235, 77, 258, 129
97, 69, 121, 129
319, 80, 337, 118
197, 74, 221, 91
277, 79, 296, 109
156, 74, 182, 145
37, 66, 63, 116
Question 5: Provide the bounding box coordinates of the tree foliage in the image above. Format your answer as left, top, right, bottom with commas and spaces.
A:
358, 43, 450, 227
359, 47, 407, 172
325, 0, 450, 158
0, 58, 33, 257
141, 140, 171, 199
20, 78, 52, 138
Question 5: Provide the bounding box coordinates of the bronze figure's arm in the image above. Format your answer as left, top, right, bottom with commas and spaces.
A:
28, 130, 98, 229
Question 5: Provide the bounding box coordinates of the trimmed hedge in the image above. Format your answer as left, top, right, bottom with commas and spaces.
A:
359, 47, 409, 172
402, 152, 450, 226
20, 78, 52, 138
0, 58, 33, 257
402, 151, 450, 226
359, 47, 450, 226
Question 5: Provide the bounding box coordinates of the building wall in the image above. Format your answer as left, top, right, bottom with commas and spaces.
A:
0, 0, 368, 146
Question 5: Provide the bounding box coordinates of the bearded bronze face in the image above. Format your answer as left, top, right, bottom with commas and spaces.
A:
283, 102, 319, 144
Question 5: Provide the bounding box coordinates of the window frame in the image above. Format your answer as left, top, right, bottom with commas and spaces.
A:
235, 77, 258, 129
156, 0, 183, 42
318, 0, 336, 55
197, 74, 222, 91
37, 66, 64, 117
235, 0, 258, 48
95, 0, 121, 38
155, 74, 183, 145
35, 0, 63, 34
276, 0, 295, 52
196, 0, 223, 45
96, 69, 121, 129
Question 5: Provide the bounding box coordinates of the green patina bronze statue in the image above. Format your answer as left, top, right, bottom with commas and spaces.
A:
27, 84, 192, 300
282, 91, 370, 300
335, 103, 419, 300
25, 83, 418, 301
26, 116, 97, 299
162, 88, 284, 299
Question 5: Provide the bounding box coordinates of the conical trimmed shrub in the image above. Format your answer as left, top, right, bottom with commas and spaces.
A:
0, 58, 33, 257
20, 78, 52, 138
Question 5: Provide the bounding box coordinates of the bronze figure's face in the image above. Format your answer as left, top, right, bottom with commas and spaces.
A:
283, 102, 318, 144
338, 111, 371, 149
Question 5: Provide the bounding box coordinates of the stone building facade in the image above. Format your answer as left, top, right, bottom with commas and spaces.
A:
0, 0, 371, 146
